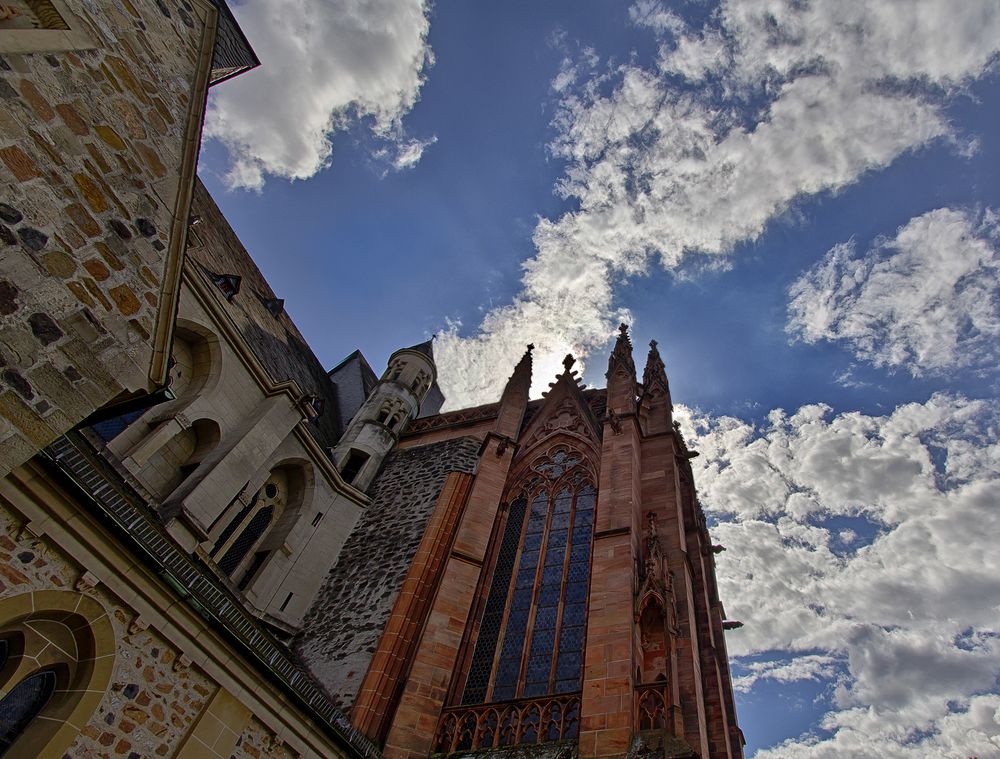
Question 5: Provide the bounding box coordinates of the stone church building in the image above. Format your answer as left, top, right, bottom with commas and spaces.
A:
0, 0, 744, 756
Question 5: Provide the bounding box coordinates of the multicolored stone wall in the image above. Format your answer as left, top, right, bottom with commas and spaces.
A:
232, 717, 302, 759
0, 0, 212, 474
0, 504, 215, 757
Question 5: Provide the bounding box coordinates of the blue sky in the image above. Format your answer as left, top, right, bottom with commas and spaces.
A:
200, 1, 1000, 755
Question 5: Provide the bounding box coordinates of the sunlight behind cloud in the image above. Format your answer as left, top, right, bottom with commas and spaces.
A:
434, 0, 1000, 408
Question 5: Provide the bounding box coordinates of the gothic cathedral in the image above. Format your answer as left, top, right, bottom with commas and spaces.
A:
0, 0, 743, 755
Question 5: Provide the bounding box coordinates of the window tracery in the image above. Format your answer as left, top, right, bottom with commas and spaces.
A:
212, 470, 286, 581
460, 445, 596, 708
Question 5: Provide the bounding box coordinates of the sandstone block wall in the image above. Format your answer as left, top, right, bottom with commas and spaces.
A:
296, 436, 481, 708
0, 0, 212, 474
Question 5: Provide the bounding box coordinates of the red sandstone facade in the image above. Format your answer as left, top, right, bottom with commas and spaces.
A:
351, 327, 744, 759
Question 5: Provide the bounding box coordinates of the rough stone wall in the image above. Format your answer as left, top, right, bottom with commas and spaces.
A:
296, 436, 481, 708
231, 716, 302, 759
0, 0, 212, 474
0, 504, 215, 758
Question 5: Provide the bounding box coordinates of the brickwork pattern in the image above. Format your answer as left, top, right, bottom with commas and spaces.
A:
0, 0, 210, 473
296, 436, 481, 708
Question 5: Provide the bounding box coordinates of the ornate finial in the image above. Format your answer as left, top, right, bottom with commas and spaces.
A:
527, 343, 535, 353
563, 354, 576, 373
619, 322, 629, 337
649, 339, 658, 350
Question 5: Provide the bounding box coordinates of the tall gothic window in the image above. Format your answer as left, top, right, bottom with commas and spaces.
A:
462, 447, 595, 705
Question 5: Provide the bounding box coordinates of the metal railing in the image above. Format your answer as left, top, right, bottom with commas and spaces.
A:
433, 693, 581, 754
43, 434, 379, 759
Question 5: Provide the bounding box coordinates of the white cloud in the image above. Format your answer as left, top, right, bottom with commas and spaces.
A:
733, 654, 840, 693
674, 395, 1000, 756
436, 0, 1000, 408
787, 208, 1000, 375
204, 0, 434, 190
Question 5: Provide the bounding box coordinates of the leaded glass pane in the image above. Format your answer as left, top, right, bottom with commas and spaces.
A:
462, 497, 528, 704
218, 505, 273, 576
0, 669, 56, 753
464, 464, 595, 708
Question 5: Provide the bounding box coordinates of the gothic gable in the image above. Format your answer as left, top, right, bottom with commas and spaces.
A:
515, 355, 602, 457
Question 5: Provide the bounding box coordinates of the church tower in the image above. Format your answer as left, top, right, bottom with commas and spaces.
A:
333, 339, 438, 490
312, 327, 744, 759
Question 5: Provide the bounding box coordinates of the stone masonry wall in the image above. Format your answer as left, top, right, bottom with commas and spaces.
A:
0, 0, 212, 474
231, 716, 302, 759
0, 503, 216, 758
296, 436, 481, 709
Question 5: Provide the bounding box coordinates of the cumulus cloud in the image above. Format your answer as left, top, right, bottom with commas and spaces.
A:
204, 0, 434, 190
674, 395, 1000, 757
733, 654, 840, 694
436, 0, 1000, 408
787, 208, 1000, 375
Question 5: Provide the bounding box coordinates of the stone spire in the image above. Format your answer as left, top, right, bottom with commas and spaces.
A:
494, 344, 534, 439
606, 323, 638, 415
639, 338, 673, 434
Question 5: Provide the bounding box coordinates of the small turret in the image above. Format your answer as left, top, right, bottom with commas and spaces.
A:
332, 338, 439, 491
639, 339, 673, 435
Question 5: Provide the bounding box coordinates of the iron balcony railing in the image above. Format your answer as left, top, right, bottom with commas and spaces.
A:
42, 433, 379, 759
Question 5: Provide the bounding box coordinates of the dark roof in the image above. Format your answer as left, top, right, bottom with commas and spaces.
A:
208, 0, 260, 86
186, 179, 343, 448
399, 338, 434, 361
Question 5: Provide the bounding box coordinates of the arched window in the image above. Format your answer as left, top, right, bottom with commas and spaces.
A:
0, 669, 57, 753
0, 591, 115, 759
212, 471, 286, 581
461, 448, 596, 706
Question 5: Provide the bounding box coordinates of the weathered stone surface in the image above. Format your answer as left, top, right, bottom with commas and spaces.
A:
109, 284, 141, 316
55, 103, 89, 136
66, 202, 101, 237
17, 227, 48, 252
96, 124, 126, 150
297, 436, 481, 708
42, 250, 75, 277
73, 172, 110, 213
0, 280, 18, 315
2, 369, 33, 399
0, 202, 22, 224
18, 79, 55, 121
0, 145, 42, 181
28, 313, 63, 345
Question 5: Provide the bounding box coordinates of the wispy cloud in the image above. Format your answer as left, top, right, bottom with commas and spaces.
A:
204, 0, 435, 190
676, 395, 1000, 756
787, 207, 1000, 375
436, 0, 1000, 407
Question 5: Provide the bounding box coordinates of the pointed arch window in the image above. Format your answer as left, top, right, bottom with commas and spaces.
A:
461, 448, 596, 705
211, 471, 286, 581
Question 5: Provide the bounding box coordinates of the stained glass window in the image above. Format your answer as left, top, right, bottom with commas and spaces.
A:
461, 449, 595, 705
